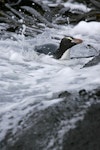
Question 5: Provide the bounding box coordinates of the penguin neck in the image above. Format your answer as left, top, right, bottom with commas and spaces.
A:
60, 49, 70, 60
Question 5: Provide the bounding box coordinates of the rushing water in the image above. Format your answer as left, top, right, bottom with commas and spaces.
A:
0, 1, 100, 145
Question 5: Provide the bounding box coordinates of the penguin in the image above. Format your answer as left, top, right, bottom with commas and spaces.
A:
35, 36, 83, 60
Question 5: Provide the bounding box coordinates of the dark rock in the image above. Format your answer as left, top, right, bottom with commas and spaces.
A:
94, 88, 100, 97
0, 88, 99, 150
90, 0, 100, 9
59, 91, 71, 98
21, 6, 54, 28
83, 53, 100, 67
63, 103, 100, 150
79, 89, 87, 96
73, 10, 100, 23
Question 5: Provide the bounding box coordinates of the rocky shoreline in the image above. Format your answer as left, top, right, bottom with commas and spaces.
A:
0, 0, 100, 150
0, 87, 100, 150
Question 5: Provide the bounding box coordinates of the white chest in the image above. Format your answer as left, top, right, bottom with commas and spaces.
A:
60, 49, 70, 60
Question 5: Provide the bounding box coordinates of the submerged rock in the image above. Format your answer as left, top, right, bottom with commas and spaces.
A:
83, 53, 100, 67
35, 43, 58, 55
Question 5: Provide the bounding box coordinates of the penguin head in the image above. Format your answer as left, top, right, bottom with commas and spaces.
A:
54, 36, 83, 59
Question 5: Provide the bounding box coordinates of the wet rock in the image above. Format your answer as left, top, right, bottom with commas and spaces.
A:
94, 88, 100, 98
58, 91, 71, 98
0, 88, 99, 150
35, 43, 58, 55
83, 53, 100, 67
21, 6, 54, 28
0, 0, 100, 35
90, 0, 100, 9
77, 10, 100, 22
63, 102, 100, 150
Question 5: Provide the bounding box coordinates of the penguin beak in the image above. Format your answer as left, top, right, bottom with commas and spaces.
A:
72, 38, 83, 44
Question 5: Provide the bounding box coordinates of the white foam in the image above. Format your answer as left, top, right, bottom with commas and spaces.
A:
64, 2, 91, 12
71, 21, 100, 36
0, 17, 100, 143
